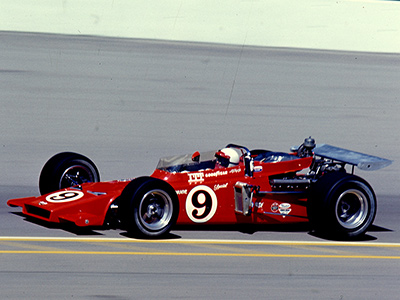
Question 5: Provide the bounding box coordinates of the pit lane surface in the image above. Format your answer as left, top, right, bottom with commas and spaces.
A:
1, 32, 400, 299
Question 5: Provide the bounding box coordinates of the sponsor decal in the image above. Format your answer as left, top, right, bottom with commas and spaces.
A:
214, 183, 228, 191
187, 173, 204, 185
205, 170, 228, 178
271, 202, 279, 213
254, 166, 263, 172
278, 203, 292, 215
188, 170, 230, 185
45, 191, 85, 203
254, 202, 264, 209
229, 168, 242, 174
185, 185, 218, 223
175, 189, 188, 195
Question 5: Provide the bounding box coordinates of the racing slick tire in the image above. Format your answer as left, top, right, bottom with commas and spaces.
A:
39, 152, 100, 195
308, 172, 376, 239
118, 177, 179, 238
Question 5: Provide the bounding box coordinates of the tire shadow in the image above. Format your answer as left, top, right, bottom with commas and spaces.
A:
308, 225, 392, 242
10, 211, 393, 241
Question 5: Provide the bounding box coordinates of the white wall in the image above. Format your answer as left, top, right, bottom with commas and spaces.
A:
1, 0, 399, 53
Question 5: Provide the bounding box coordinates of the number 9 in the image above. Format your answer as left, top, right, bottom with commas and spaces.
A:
46, 191, 84, 203
185, 185, 217, 223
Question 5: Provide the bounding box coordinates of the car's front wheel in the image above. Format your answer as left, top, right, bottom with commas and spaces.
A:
308, 172, 376, 239
118, 177, 179, 238
39, 152, 100, 195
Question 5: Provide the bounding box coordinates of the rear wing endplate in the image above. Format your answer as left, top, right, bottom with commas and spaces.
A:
314, 144, 392, 171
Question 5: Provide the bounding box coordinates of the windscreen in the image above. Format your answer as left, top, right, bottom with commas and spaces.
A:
156, 150, 217, 172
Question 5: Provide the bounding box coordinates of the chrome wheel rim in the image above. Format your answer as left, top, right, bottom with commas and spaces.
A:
60, 164, 95, 189
335, 189, 368, 229
138, 189, 173, 231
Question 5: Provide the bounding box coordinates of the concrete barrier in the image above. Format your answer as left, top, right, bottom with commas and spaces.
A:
1, 0, 399, 52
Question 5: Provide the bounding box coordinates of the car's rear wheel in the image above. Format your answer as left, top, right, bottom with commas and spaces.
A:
118, 177, 179, 238
308, 172, 376, 239
39, 152, 100, 195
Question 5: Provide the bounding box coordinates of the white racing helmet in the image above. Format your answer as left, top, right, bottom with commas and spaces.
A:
215, 148, 240, 168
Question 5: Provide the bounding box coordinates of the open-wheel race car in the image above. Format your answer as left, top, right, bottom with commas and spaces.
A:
7, 137, 392, 239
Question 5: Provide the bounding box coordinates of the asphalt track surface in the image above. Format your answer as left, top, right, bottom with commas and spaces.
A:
1, 32, 400, 299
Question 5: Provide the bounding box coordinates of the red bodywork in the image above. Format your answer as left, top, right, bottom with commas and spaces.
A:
7, 154, 313, 228
8, 181, 129, 227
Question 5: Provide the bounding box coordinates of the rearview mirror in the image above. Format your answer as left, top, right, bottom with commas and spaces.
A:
191, 151, 200, 162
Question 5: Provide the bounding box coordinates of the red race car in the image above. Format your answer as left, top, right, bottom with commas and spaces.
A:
7, 137, 392, 239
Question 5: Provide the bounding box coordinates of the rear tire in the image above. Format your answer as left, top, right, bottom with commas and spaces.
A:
308, 172, 376, 238
39, 152, 100, 195
118, 177, 179, 238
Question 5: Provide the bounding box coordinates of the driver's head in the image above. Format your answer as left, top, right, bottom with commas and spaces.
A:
215, 148, 240, 168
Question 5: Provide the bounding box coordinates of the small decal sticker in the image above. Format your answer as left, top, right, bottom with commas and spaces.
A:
278, 203, 292, 215
187, 173, 204, 185
214, 183, 228, 191
205, 170, 228, 178
175, 189, 188, 195
45, 191, 84, 203
229, 168, 242, 174
254, 202, 264, 209
271, 202, 279, 213
254, 166, 263, 172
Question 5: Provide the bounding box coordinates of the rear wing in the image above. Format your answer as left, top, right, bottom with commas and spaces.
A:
313, 144, 392, 171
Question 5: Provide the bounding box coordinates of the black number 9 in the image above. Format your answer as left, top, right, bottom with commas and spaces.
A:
191, 190, 212, 219
46, 190, 84, 203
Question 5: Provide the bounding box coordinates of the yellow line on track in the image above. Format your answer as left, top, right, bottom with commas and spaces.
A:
0, 250, 399, 259
1, 236, 400, 248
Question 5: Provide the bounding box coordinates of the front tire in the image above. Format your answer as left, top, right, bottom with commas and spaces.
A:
39, 152, 100, 195
308, 172, 376, 238
118, 177, 179, 238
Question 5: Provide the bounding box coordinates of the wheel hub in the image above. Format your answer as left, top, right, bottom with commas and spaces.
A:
147, 203, 162, 218
61, 165, 93, 189
339, 202, 351, 219
336, 189, 368, 229
139, 189, 173, 231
